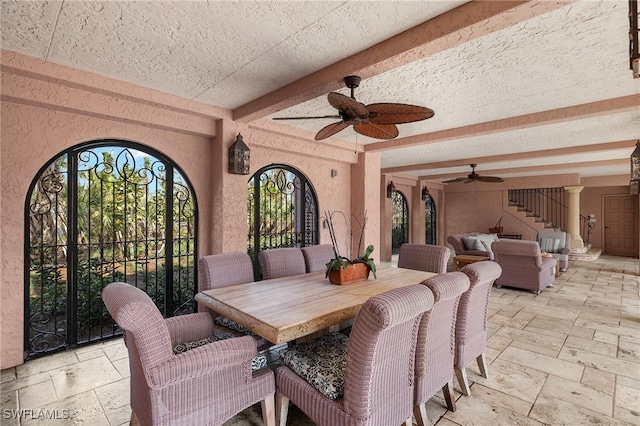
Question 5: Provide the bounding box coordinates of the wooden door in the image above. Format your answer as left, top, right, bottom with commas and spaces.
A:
603, 195, 638, 257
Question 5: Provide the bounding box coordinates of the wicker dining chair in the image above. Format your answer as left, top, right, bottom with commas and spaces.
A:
300, 244, 334, 273
455, 261, 502, 396
102, 282, 275, 426
413, 271, 470, 426
276, 284, 434, 426
258, 248, 306, 279
397, 243, 451, 274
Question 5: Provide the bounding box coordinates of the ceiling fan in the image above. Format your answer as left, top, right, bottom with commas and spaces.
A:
273, 75, 434, 141
443, 164, 504, 183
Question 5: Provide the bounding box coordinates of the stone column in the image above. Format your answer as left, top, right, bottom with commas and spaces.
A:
564, 186, 585, 251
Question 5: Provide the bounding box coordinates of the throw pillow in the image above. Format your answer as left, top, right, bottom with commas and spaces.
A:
281, 332, 348, 400
462, 236, 484, 251
539, 237, 560, 253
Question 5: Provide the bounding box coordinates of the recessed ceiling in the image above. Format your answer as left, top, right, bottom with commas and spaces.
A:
1, 0, 638, 181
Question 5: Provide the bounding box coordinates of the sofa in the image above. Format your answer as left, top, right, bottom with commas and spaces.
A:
491, 240, 556, 294
447, 232, 500, 260
537, 230, 571, 271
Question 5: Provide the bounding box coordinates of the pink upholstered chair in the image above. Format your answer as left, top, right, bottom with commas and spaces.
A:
414, 272, 470, 426
300, 244, 334, 273
197, 252, 272, 347
102, 282, 275, 426
397, 243, 451, 273
491, 240, 556, 294
276, 284, 434, 426
455, 261, 503, 396
258, 248, 306, 279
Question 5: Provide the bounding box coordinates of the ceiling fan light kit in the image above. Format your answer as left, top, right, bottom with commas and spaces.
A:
274, 75, 434, 140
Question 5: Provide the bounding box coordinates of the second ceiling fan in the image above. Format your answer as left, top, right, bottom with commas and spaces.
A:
443, 164, 504, 183
273, 75, 434, 141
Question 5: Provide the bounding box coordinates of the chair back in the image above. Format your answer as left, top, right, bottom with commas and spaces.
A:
456, 261, 502, 368
414, 272, 470, 401
198, 252, 254, 291
397, 243, 450, 273
301, 244, 334, 273
492, 239, 544, 269
258, 247, 306, 279
344, 284, 434, 425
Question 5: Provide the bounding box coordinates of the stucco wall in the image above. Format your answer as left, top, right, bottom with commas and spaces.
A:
0, 54, 359, 369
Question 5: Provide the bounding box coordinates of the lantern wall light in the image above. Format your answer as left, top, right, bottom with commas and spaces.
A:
630, 140, 640, 194
386, 181, 396, 198
229, 134, 250, 175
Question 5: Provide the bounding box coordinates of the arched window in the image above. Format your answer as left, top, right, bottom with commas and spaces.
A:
247, 164, 319, 278
391, 190, 409, 254
25, 140, 197, 359
425, 194, 436, 244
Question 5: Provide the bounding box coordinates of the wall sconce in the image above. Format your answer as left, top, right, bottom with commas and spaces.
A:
421, 185, 430, 201
331, 169, 338, 179
386, 181, 396, 198
229, 134, 250, 175
630, 140, 640, 194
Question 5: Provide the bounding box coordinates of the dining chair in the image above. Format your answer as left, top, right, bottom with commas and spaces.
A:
455, 261, 503, 396
414, 272, 471, 426
258, 247, 306, 279
397, 243, 451, 274
102, 282, 275, 426
275, 284, 434, 426
300, 244, 334, 273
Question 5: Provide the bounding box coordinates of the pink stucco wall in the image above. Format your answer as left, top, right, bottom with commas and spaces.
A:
0, 52, 359, 369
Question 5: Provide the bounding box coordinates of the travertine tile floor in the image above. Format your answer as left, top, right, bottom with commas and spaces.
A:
1, 255, 638, 425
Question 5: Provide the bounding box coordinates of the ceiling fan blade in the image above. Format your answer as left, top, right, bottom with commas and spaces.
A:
353, 123, 399, 139
315, 121, 350, 140
442, 177, 466, 183
367, 103, 434, 124
327, 92, 368, 117
273, 115, 341, 120
477, 176, 505, 182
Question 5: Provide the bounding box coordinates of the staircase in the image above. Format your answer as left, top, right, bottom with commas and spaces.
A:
507, 188, 601, 260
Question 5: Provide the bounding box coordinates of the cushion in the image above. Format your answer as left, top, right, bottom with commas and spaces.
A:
215, 315, 256, 336
281, 332, 348, 400
172, 334, 267, 371
462, 236, 484, 251
539, 237, 561, 253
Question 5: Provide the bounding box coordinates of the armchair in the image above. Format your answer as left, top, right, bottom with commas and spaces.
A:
102, 282, 275, 426
537, 230, 571, 271
492, 240, 556, 294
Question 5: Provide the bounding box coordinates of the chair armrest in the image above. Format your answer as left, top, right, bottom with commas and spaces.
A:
148, 335, 258, 387
540, 257, 557, 271
165, 312, 216, 345
558, 247, 571, 255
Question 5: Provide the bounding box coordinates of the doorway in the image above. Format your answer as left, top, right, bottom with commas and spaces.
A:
603, 194, 638, 257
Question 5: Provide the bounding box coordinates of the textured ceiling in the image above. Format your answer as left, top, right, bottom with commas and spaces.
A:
2, 0, 639, 182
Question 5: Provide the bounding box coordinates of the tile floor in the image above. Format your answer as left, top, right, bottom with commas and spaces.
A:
1, 255, 639, 425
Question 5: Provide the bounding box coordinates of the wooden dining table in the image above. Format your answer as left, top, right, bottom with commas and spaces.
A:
195, 264, 436, 345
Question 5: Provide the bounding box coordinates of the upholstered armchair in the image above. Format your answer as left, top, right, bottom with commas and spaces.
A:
397, 243, 451, 273
492, 240, 556, 294
456, 261, 503, 396
275, 284, 434, 426
300, 244, 334, 273
102, 282, 275, 426
413, 272, 471, 426
258, 248, 306, 279
537, 230, 571, 271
